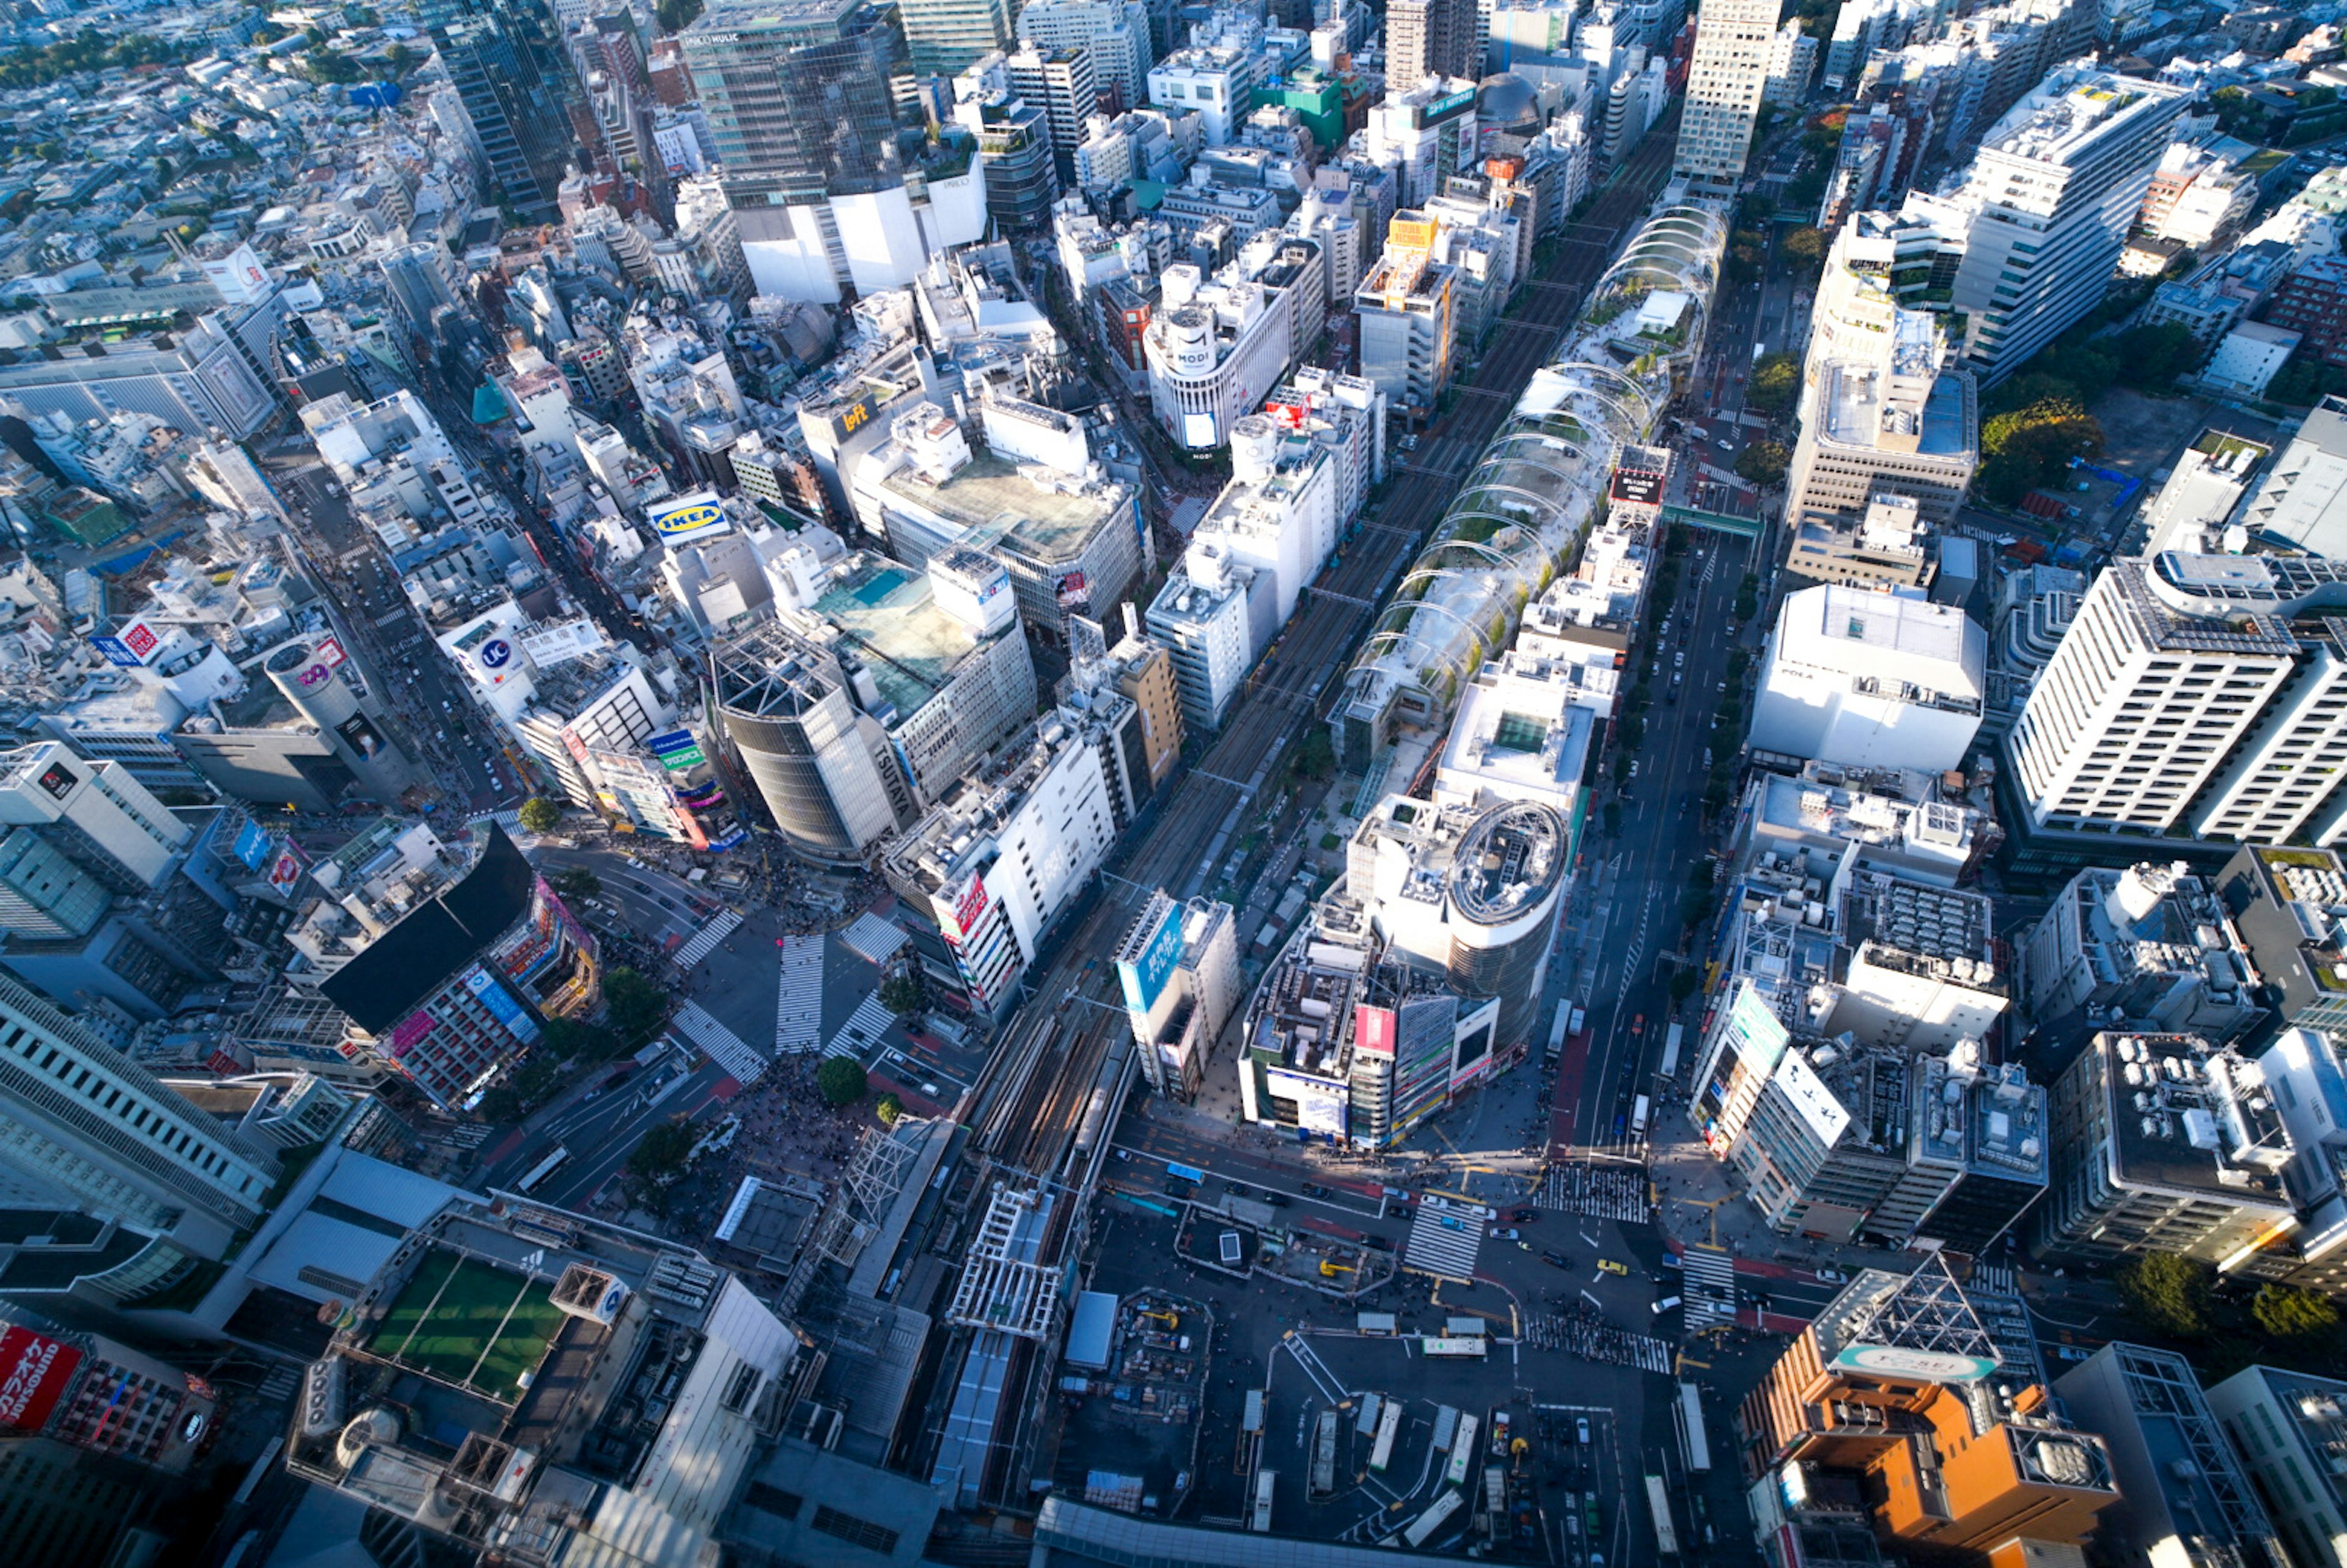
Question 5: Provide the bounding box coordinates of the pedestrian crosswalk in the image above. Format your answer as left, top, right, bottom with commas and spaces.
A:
1678, 1247, 1736, 1329
673, 909, 743, 969
1403, 1207, 1483, 1280
837, 912, 906, 967
1535, 1163, 1651, 1223
672, 1000, 767, 1085
825, 993, 895, 1061
776, 934, 823, 1053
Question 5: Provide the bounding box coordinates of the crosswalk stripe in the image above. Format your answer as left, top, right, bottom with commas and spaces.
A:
775, 934, 823, 1053
673, 909, 743, 970
825, 994, 895, 1060
1403, 1208, 1483, 1280
672, 1000, 766, 1085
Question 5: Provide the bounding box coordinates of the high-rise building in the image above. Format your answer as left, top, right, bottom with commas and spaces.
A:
1782, 213, 1979, 581
711, 621, 920, 863
421, 0, 585, 222
1739, 1258, 2120, 1553
681, 0, 988, 301
1905, 66, 2187, 384
2035, 1029, 2296, 1271
1673, 0, 1776, 190
1749, 584, 1986, 774
287, 1195, 805, 1566
1386, 0, 1483, 90
2009, 555, 2347, 843
880, 713, 1139, 1016
0, 742, 189, 891
1016, 0, 1153, 114
1345, 794, 1568, 1046
2205, 1365, 2347, 1568
296, 819, 600, 1109
0, 969, 277, 1267
1353, 213, 1456, 414
898, 0, 1010, 78
1007, 43, 1099, 179
2054, 1345, 2286, 1568
951, 58, 1062, 229
1115, 890, 1240, 1099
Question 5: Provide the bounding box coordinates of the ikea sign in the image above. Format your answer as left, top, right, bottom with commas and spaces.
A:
648, 493, 729, 541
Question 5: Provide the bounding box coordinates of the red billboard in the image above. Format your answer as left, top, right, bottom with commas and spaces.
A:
0, 1325, 81, 1432
1354, 1004, 1396, 1058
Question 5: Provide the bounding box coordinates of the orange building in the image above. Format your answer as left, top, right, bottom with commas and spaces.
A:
1741, 1257, 2117, 1565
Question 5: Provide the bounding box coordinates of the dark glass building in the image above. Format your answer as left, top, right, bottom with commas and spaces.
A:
424, 0, 585, 222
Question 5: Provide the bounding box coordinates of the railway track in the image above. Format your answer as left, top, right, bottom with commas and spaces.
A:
936, 120, 1689, 1512
960, 119, 1686, 1178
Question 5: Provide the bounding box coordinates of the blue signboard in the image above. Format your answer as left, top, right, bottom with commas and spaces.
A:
89, 635, 141, 667
646, 728, 697, 756
707, 826, 749, 852
1117, 903, 1185, 1014
464, 964, 540, 1044
232, 819, 271, 871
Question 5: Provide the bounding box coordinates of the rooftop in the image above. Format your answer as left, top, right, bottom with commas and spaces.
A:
882, 448, 1126, 566
2095, 1031, 2292, 1207
810, 555, 985, 720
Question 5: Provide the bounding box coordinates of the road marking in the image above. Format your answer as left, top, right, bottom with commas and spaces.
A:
672, 908, 743, 969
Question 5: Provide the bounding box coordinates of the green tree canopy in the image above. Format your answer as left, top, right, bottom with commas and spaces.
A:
602, 967, 668, 1043
878, 971, 925, 1014
518, 797, 563, 833
1735, 441, 1791, 489
537, 1015, 619, 1064
2253, 1283, 2341, 1341
876, 1093, 903, 1126
817, 1057, 869, 1106
1978, 397, 2103, 507
1781, 225, 1828, 274
550, 865, 601, 901
2118, 1252, 2217, 1339
1747, 352, 1799, 417
622, 1119, 696, 1217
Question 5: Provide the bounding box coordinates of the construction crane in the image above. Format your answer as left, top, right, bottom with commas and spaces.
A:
1139, 1308, 1180, 1329
1319, 1260, 1357, 1278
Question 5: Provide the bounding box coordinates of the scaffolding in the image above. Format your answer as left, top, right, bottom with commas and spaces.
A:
945, 1182, 1062, 1341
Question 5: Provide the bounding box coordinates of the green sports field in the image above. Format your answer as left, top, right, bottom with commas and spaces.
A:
369, 1248, 562, 1398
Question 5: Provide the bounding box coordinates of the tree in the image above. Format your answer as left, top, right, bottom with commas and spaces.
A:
384, 40, 417, 77
1735, 441, 1791, 489
1291, 725, 1336, 782
876, 1093, 903, 1126
622, 1119, 696, 1217
1747, 353, 1800, 417
2110, 321, 2205, 391
1784, 166, 1828, 214
518, 797, 563, 833
602, 966, 668, 1042
2118, 1252, 2216, 1339
1978, 397, 2103, 507
1781, 225, 1828, 275
655, 0, 704, 31
878, 971, 925, 1014
538, 1016, 618, 1064
550, 866, 601, 901
2253, 1283, 2340, 1342
817, 1057, 869, 1107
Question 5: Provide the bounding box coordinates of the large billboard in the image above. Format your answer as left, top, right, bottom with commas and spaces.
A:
647, 491, 729, 544
0, 1325, 81, 1433
1829, 1343, 1998, 1384
647, 728, 705, 771
232, 818, 271, 871
464, 965, 541, 1044
1266, 1069, 1350, 1139
1420, 87, 1475, 126
1118, 903, 1185, 1014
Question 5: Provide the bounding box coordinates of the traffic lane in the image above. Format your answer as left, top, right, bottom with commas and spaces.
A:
539, 1063, 729, 1207
1570, 534, 1752, 1148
